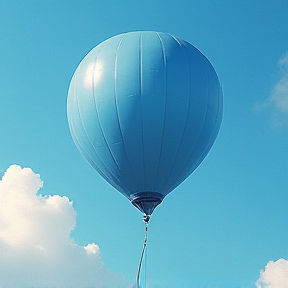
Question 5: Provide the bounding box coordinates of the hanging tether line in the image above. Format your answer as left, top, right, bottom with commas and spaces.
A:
136, 214, 150, 288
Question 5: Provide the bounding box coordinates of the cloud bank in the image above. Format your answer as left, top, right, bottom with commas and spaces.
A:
0, 165, 126, 288
255, 258, 288, 288
1, 165, 287, 288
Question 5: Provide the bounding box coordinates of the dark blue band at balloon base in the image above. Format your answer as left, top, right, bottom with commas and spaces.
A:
129, 192, 164, 216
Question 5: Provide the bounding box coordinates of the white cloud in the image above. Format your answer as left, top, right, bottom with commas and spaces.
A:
270, 52, 288, 126
255, 52, 288, 127
0, 164, 128, 288
255, 258, 288, 288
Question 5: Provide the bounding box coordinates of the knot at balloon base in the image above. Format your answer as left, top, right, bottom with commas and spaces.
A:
143, 214, 150, 223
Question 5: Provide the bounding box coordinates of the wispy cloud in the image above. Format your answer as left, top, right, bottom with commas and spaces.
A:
0, 165, 128, 288
255, 258, 288, 288
255, 52, 288, 127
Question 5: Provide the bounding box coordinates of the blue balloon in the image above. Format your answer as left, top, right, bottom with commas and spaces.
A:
67, 31, 223, 216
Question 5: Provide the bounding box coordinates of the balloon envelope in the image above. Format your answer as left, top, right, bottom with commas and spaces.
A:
67, 31, 223, 215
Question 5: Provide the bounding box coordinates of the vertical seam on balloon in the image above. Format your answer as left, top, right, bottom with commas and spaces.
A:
71, 48, 108, 176
187, 58, 211, 173
153, 32, 168, 191
89, 42, 131, 192
172, 54, 211, 188
72, 98, 110, 181
160, 35, 192, 193
191, 75, 223, 172
90, 44, 123, 176
139, 32, 147, 189
71, 70, 121, 188
114, 34, 140, 190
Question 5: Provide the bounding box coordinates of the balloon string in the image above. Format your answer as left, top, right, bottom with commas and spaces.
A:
144, 235, 147, 288
136, 218, 149, 288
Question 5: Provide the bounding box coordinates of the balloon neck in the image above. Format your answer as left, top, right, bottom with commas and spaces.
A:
129, 192, 164, 216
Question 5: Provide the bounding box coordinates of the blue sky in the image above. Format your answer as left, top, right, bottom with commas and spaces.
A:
0, 1, 287, 288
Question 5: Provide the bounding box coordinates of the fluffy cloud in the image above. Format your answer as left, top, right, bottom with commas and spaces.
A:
255, 52, 288, 127
0, 165, 127, 288
255, 258, 288, 288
